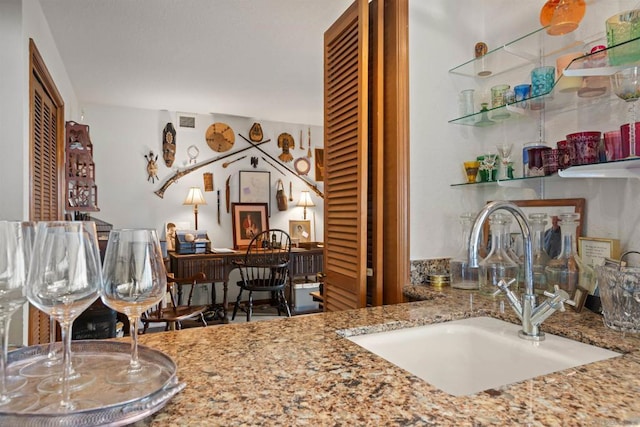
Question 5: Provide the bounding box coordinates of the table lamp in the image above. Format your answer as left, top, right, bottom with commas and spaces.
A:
296, 190, 315, 220
183, 187, 207, 230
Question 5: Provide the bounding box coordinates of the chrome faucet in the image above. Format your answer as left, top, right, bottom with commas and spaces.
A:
468, 200, 574, 341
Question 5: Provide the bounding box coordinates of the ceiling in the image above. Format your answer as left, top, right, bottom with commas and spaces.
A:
39, 0, 353, 126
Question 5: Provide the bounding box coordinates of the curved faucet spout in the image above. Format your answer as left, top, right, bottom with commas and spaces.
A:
468, 200, 541, 339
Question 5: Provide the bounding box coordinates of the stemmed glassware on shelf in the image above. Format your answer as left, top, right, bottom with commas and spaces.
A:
26, 221, 102, 412
496, 143, 513, 180
101, 229, 167, 385
480, 152, 497, 182
0, 221, 39, 412
611, 66, 640, 158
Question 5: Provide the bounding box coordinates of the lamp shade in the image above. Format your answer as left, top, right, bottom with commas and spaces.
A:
183, 187, 207, 206
296, 191, 315, 208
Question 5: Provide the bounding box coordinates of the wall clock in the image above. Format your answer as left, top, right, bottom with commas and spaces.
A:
205, 122, 235, 152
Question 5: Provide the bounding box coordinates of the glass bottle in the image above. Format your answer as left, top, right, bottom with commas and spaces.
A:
479, 213, 519, 296
529, 213, 552, 294
544, 213, 595, 295
450, 212, 479, 290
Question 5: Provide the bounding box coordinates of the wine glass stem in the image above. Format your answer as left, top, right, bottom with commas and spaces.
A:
128, 315, 142, 371
59, 319, 74, 410
47, 315, 57, 360
0, 316, 10, 401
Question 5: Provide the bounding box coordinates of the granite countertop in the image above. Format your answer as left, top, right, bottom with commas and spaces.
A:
138, 285, 640, 426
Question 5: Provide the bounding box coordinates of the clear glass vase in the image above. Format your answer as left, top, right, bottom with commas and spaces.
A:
450, 213, 479, 290
529, 213, 552, 294
479, 213, 519, 296
544, 213, 595, 296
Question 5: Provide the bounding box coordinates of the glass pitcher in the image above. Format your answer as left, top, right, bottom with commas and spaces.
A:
544, 213, 595, 296
478, 213, 519, 296
450, 212, 479, 290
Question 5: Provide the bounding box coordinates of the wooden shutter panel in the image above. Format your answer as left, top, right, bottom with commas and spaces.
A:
323, 0, 369, 311
29, 39, 64, 345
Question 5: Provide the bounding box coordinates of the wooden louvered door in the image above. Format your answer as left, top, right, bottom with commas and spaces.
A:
323, 0, 409, 311
29, 39, 64, 345
323, 0, 370, 311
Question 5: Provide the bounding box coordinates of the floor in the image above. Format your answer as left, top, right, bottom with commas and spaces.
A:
140, 304, 290, 334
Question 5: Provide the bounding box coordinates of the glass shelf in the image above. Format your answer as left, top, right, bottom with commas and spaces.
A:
449, 26, 595, 79
451, 175, 550, 188
558, 157, 640, 178
564, 36, 640, 77
451, 159, 640, 188
449, 86, 612, 126
448, 34, 640, 126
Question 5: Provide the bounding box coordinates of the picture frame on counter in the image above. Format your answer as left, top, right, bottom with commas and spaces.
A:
231, 203, 269, 249
571, 285, 589, 313
289, 220, 311, 243
164, 221, 190, 252
578, 237, 621, 268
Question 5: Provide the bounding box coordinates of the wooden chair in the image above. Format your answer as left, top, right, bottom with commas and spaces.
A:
232, 229, 292, 322
140, 272, 209, 333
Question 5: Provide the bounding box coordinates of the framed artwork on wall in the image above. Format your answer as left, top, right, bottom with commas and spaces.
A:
314, 148, 324, 182
289, 220, 311, 243
239, 170, 271, 215
231, 203, 269, 249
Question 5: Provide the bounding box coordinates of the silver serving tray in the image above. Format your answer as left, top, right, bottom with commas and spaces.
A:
0, 340, 185, 426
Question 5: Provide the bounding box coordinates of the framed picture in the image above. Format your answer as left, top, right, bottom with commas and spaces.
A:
164, 221, 190, 252
571, 285, 589, 313
239, 170, 271, 215
578, 237, 621, 268
315, 148, 325, 182
483, 198, 586, 259
289, 220, 311, 243
177, 112, 196, 130
231, 203, 269, 249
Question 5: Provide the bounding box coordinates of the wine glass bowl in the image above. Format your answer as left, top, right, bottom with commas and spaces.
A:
496, 143, 514, 180
0, 221, 39, 412
101, 229, 167, 385
611, 67, 640, 101
26, 221, 102, 412
612, 67, 640, 158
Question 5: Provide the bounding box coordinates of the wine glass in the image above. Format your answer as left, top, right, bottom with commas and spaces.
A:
611, 66, 640, 158
101, 229, 167, 385
0, 221, 39, 412
26, 221, 102, 412
481, 153, 497, 182
496, 143, 513, 180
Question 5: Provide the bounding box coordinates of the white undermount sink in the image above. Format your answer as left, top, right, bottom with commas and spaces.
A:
346, 316, 621, 396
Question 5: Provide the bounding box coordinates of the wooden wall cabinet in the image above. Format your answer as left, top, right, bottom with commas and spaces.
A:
65, 121, 99, 212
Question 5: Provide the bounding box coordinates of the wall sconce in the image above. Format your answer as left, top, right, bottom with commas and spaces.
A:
296, 190, 315, 220
183, 187, 207, 230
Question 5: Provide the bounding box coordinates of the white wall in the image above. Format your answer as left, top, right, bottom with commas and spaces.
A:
409, 0, 640, 261
83, 105, 324, 305
1, 0, 80, 346
84, 105, 324, 244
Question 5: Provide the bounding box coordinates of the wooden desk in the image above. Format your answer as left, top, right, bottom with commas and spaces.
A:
169, 248, 324, 320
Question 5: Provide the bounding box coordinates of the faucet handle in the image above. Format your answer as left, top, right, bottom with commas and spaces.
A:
543, 285, 575, 312
492, 278, 517, 297
543, 285, 571, 299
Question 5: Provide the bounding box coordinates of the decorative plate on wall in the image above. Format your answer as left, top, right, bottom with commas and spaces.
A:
205, 122, 235, 152
294, 157, 311, 175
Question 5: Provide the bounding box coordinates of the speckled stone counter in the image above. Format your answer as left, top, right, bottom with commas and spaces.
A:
137, 285, 640, 426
